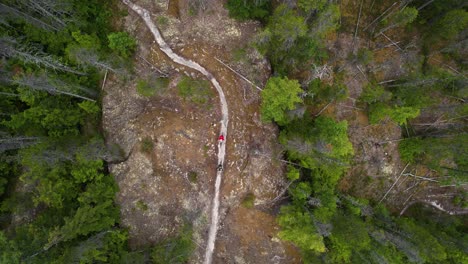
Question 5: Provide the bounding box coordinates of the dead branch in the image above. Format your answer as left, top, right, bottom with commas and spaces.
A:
440, 183, 468, 188
428, 57, 465, 77
363, 2, 398, 31
312, 64, 332, 80
101, 70, 108, 91
214, 57, 262, 91
314, 100, 334, 117
417, 0, 436, 11
258, 180, 295, 207
444, 95, 465, 103
379, 163, 410, 204
137, 54, 168, 77
341, 104, 364, 111
399, 200, 417, 216
403, 172, 439, 183
379, 32, 403, 51
378, 79, 396, 84
254, 151, 308, 169
403, 180, 420, 193
353, 0, 364, 45
0, 92, 20, 97
423, 114, 445, 133
356, 65, 369, 81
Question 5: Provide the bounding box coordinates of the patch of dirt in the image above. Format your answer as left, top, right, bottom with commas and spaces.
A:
103, 0, 300, 262
215, 207, 302, 264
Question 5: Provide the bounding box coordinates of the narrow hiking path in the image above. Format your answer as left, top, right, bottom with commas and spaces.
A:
122, 1, 228, 263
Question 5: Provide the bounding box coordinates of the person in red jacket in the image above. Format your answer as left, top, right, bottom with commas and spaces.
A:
218, 134, 224, 142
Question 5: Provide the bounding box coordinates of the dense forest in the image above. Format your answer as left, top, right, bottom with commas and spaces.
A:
226, 0, 467, 263
0, 0, 192, 262
0, 0, 466, 263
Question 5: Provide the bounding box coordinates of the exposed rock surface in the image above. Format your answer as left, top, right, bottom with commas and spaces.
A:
103, 0, 300, 262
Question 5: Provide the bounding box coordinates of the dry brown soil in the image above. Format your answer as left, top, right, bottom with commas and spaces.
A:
103, 0, 301, 263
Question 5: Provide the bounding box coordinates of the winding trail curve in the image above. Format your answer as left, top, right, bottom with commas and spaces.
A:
122, 1, 228, 263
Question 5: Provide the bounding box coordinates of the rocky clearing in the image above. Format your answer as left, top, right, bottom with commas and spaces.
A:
103, 0, 300, 263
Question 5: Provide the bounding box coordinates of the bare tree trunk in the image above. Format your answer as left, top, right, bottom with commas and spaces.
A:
363, 2, 398, 31
214, 57, 263, 91
0, 37, 85, 75
13, 74, 96, 102
0, 136, 40, 153
24, 0, 71, 29
353, 0, 364, 43
0, 92, 20, 97
379, 163, 410, 204
379, 32, 404, 51
70, 48, 126, 75
417, 0, 436, 11
0, 2, 59, 31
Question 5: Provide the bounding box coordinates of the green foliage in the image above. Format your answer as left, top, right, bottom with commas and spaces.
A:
0, 158, 18, 198
399, 135, 467, 184
360, 83, 392, 104
270, 2, 467, 263
255, 2, 339, 75
72, 155, 104, 183
452, 193, 467, 208
77, 174, 118, 206
431, 9, 468, 41
276, 115, 355, 256
71, 31, 101, 49
256, 4, 312, 75
0, 232, 21, 264
46, 200, 119, 249
177, 76, 213, 105
328, 213, 371, 263
157, 16, 169, 27
305, 79, 347, 105
260, 76, 303, 125
297, 0, 327, 14
289, 182, 313, 203
397, 217, 447, 262
286, 166, 300, 181
280, 116, 353, 170
393, 7, 419, 26
107, 32, 136, 58
368, 103, 420, 125
380, 7, 418, 33
137, 77, 170, 97
188, 171, 198, 183
0, 177, 7, 198
399, 138, 424, 163
141, 137, 154, 153
262, 4, 307, 52
363, 69, 466, 126
278, 114, 353, 232
78, 101, 100, 115
241, 193, 255, 208
136, 200, 148, 211
232, 48, 247, 62
278, 205, 326, 254
63, 230, 142, 264
151, 224, 195, 264
226, 0, 271, 21
4, 97, 86, 138
0, 0, 141, 261
356, 48, 374, 65
310, 4, 340, 38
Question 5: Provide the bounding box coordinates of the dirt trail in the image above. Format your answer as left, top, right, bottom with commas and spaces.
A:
122, 1, 228, 263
